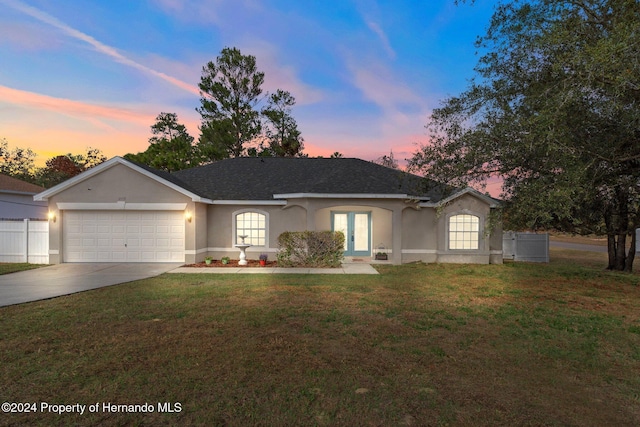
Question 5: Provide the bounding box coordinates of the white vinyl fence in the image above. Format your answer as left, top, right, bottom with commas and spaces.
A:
0, 219, 49, 264
503, 231, 549, 263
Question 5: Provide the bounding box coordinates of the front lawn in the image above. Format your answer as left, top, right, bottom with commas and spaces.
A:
0, 263, 44, 275
1, 253, 639, 426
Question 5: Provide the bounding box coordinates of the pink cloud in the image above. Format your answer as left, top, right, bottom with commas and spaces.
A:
0, 85, 153, 125
239, 40, 325, 106
347, 60, 426, 112
366, 21, 396, 60
0, 20, 62, 51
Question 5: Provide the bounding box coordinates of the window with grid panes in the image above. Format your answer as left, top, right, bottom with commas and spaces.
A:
235, 212, 266, 246
448, 214, 479, 250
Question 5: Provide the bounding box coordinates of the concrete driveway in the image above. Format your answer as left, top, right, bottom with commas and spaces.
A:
0, 263, 180, 307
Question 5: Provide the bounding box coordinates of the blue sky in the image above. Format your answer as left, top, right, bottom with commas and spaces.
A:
0, 0, 497, 169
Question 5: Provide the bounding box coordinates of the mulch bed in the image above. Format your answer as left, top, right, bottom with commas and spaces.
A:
185, 260, 278, 268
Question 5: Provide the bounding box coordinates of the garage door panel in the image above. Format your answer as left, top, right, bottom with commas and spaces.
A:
82, 224, 97, 233
157, 225, 170, 233
96, 225, 110, 233
97, 238, 112, 247
67, 238, 82, 246
140, 225, 155, 234
64, 211, 185, 263
139, 238, 154, 247
154, 238, 169, 247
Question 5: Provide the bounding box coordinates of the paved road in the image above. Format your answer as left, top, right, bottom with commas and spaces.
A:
550, 241, 608, 253
0, 263, 180, 307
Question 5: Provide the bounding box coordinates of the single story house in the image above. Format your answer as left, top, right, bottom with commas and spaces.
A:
34, 156, 502, 265
0, 173, 47, 219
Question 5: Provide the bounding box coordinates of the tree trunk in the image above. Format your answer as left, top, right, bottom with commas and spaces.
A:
615, 233, 627, 271
605, 187, 634, 272
607, 234, 617, 270
625, 231, 636, 273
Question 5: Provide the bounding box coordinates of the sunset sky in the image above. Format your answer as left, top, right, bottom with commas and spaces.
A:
0, 0, 497, 180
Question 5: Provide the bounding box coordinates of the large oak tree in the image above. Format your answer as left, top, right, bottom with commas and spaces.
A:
409, 0, 640, 271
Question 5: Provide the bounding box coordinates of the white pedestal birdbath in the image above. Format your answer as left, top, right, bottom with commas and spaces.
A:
234, 235, 251, 266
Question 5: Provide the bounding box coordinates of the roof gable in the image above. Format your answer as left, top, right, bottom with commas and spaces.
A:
34, 157, 208, 202
419, 187, 501, 208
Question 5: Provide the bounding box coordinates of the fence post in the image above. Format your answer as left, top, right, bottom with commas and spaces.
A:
23, 218, 29, 263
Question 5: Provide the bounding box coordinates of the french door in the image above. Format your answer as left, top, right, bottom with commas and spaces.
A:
331, 212, 371, 256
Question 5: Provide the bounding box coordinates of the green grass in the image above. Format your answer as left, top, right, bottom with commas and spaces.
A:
0, 263, 45, 275
1, 251, 639, 426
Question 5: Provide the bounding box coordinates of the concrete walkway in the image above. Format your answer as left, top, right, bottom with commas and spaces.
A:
169, 262, 379, 275
0, 262, 379, 308
0, 263, 181, 307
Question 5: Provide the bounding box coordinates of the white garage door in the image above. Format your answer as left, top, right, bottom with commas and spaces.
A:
63, 211, 185, 262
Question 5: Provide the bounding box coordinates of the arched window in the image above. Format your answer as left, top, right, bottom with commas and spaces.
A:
235, 211, 266, 246
448, 214, 479, 250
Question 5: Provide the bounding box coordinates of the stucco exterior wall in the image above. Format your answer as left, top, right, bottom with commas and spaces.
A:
434, 193, 502, 264
314, 204, 393, 255
204, 197, 502, 265
184, 201, 209, 263
48, 164, 190, 204
40, 160, 503, 265
45, 163, 193, 264
401, 207, 438, 263
205, 204, 307, 259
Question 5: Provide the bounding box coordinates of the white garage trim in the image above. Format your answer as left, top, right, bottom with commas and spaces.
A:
57, 202, 187, 211
63, 211, 185, 263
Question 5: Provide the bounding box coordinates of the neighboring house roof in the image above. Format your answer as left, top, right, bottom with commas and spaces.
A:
0, 174, 45, 195
172, 157, 451, 201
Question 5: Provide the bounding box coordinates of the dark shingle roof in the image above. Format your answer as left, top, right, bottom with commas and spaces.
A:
171, 157, 449, 201
0, 174, 45, 194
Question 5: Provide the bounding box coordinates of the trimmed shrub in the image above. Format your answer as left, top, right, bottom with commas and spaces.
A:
277, 231, 345, 268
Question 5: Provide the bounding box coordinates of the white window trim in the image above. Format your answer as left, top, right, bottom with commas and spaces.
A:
446, 211, 483, 251
232, 209, 269, 248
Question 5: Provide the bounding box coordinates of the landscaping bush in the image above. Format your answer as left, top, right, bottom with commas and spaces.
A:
277, 231, 345, 267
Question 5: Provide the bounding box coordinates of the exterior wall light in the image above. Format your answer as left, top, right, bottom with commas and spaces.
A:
185, 211, 192, 223
48, 211, 56, 223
